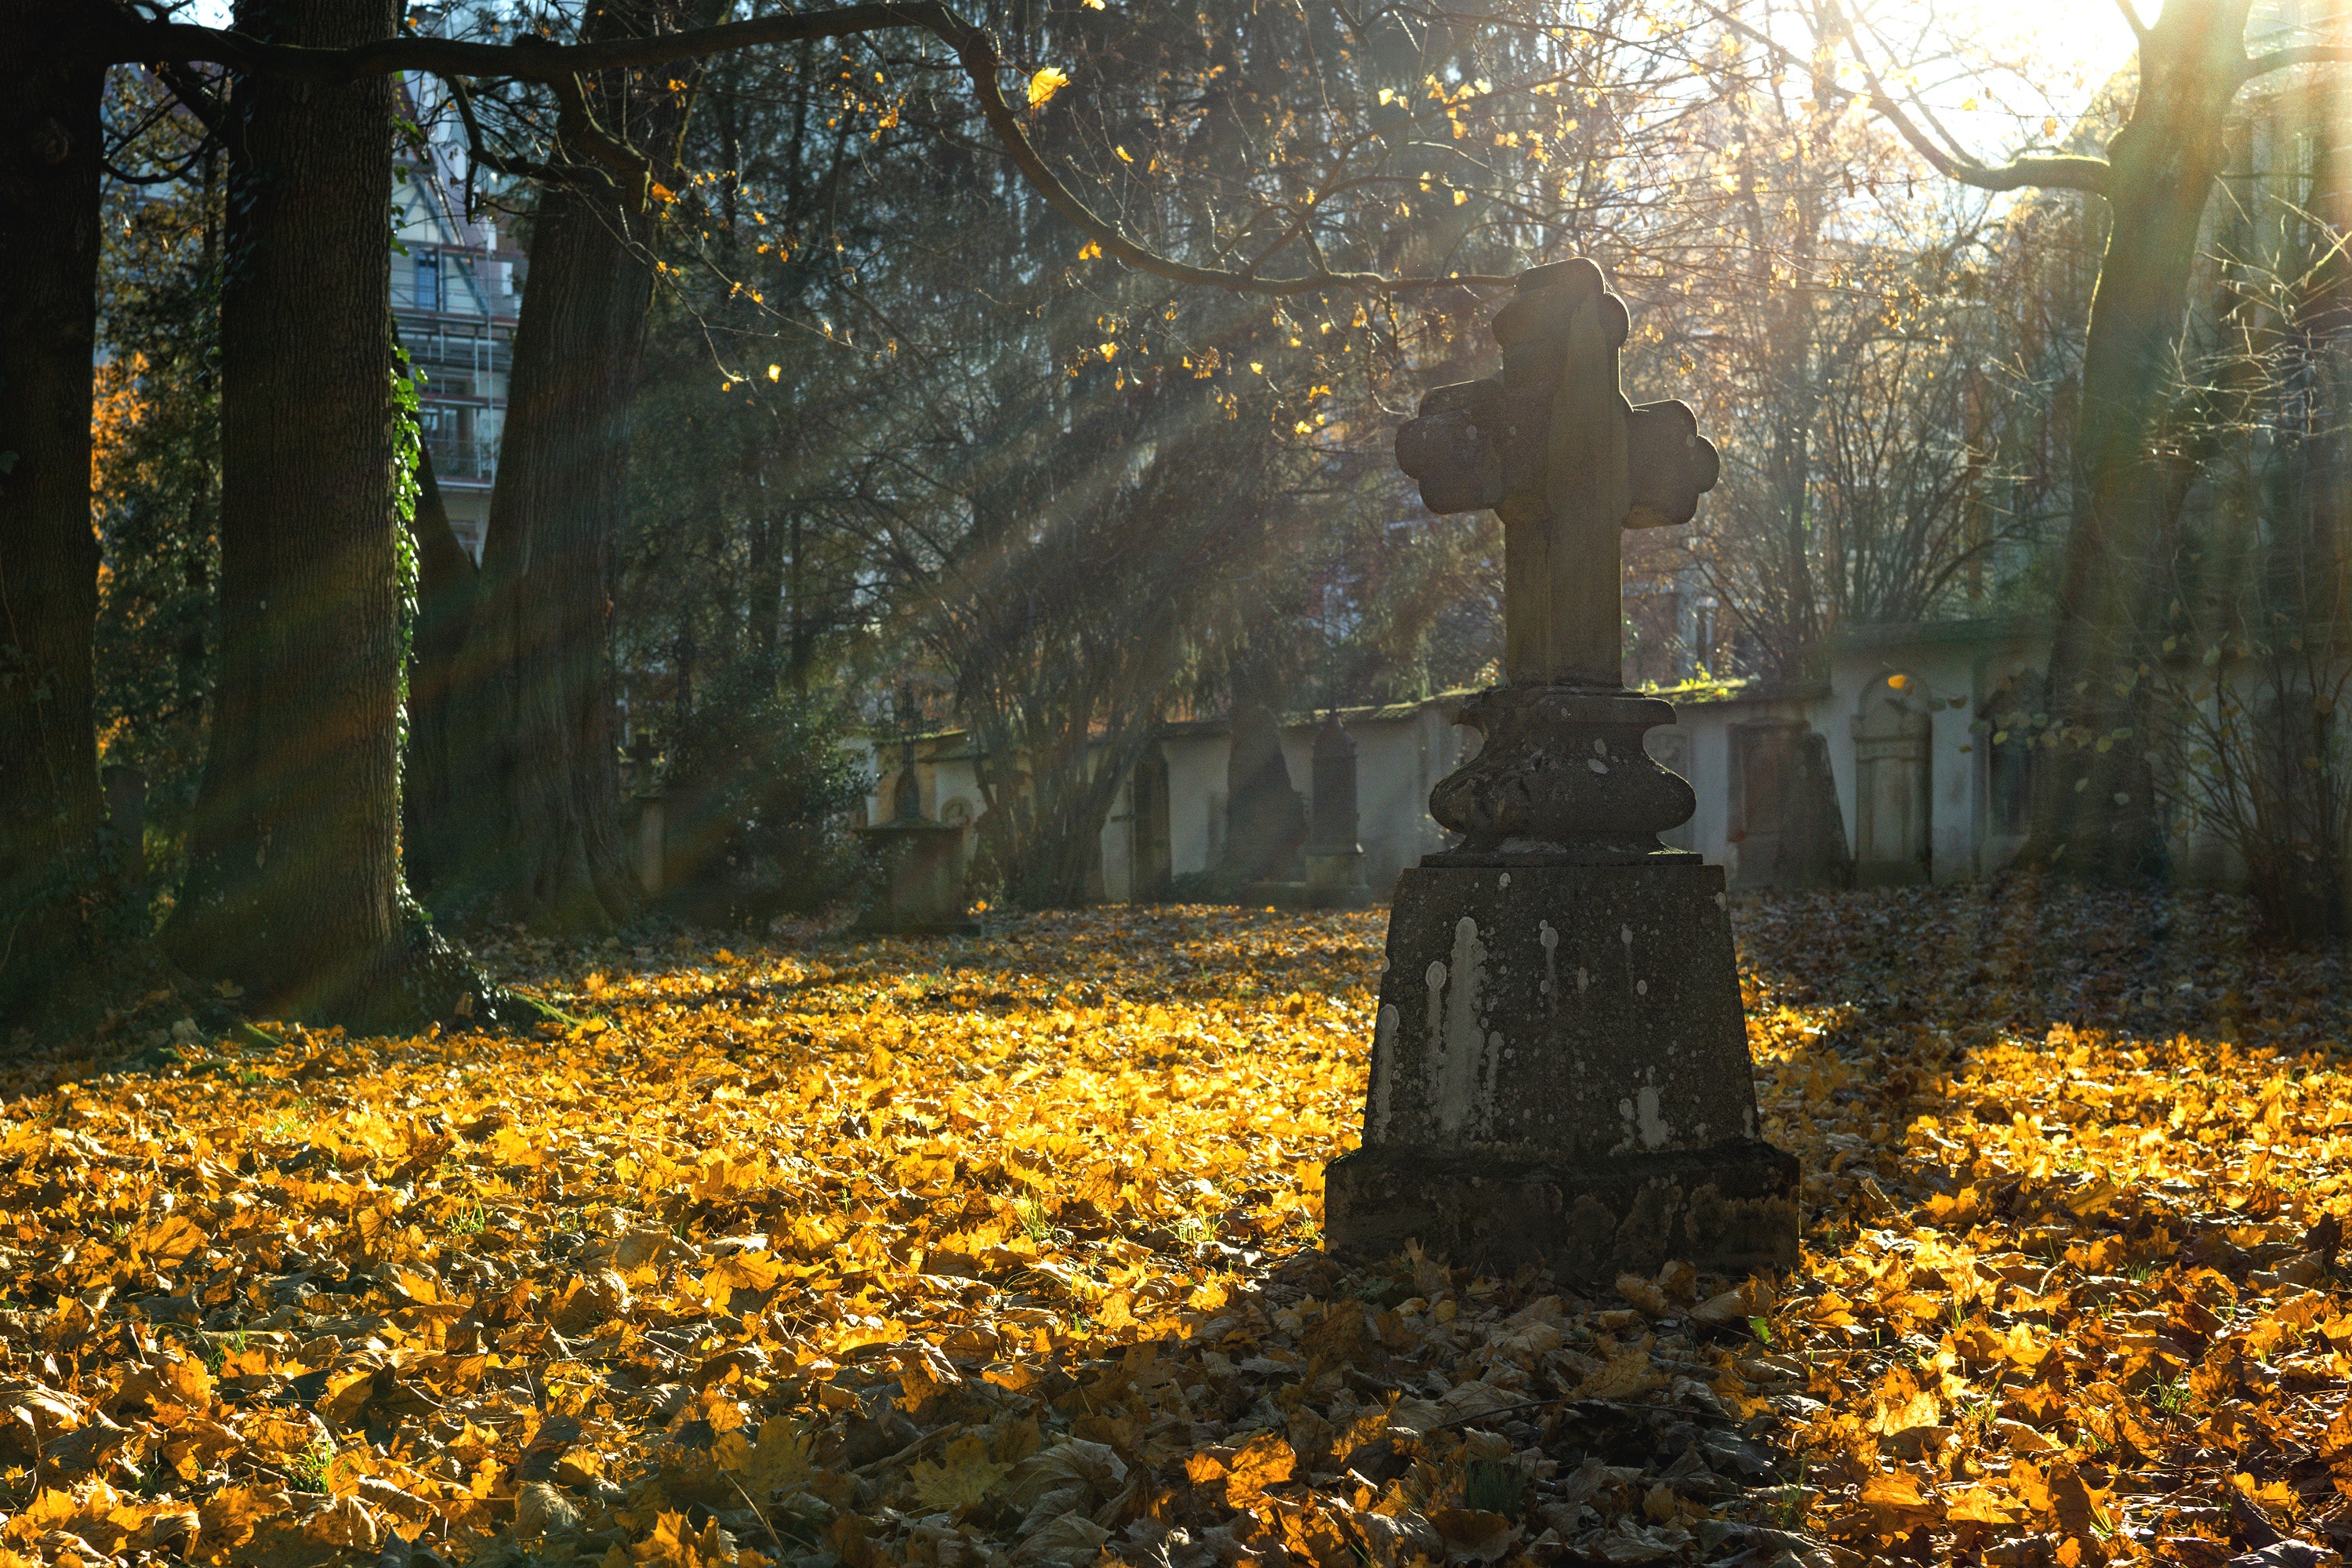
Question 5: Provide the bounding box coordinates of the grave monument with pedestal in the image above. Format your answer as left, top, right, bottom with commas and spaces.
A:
855, 734, 978, 936
1323, 259, 1799, 1279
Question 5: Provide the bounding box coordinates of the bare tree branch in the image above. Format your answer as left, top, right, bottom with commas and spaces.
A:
2240, 42, 2352, 82
1820, 2, 2114, 197
1691, 0, 2111, 197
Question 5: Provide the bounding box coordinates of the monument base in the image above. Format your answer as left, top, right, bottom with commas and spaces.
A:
855, 822, 978, 936
1304, 848, 1374, 909
1323, 1138, 1798, 1279
1325, 854, 1798, 1278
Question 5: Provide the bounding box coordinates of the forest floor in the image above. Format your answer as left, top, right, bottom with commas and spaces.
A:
4, 884, 2352, 1568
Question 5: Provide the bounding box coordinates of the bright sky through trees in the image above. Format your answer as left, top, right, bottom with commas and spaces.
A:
179, 0, 2138, 140
1879, 0, 2137, 150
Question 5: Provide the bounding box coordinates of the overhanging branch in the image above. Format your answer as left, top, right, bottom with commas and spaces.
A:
1693, 0, 2113, 198
1823, 2, 2112, 197
112, 2, 1518, 295
2240, 42, 2352, 82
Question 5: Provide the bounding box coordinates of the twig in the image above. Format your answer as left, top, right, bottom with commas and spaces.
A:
118, 3, 1523, 296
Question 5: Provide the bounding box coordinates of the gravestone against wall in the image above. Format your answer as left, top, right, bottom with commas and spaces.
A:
1324, 259, 1799, 1279
856, 735, 978, 935
1853, 683, 1933, 885
1304, 713, 1371, 907
1731, 721, 1853, 891
1221, 702, 1307, 887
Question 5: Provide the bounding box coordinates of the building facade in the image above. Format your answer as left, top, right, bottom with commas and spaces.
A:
391, 74, 522, 562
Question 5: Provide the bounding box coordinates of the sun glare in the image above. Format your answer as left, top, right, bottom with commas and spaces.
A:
1931, 0, 2140, 132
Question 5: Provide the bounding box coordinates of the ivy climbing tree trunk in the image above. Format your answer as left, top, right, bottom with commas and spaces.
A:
163, 0, 497, 1027
0, 0, 111, 1027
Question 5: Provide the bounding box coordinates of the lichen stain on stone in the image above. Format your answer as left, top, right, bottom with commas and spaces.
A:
1635, 1082, 1671, 1148
1538, 920, 1560, 997
1430, 916, 1490, 1137
1425, 960, 1448, 1043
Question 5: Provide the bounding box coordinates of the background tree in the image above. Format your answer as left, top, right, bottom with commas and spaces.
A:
1836, 0, 2352, 873
1619, 12, 2082, 683
90, 77, 223, 896
604, 0, 1745, 904
160, 0, 493, 1026
426, 0, 728, 933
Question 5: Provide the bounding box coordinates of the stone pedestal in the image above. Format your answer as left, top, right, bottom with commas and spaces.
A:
1323, 688, 1798, 1280
1323, 855, 1797, 1278
633, 790, 667, 896
856, 822, 978, 935
1304, 851, 1371, 908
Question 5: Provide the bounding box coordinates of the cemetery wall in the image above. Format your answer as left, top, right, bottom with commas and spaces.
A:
818, 618, 2295, 907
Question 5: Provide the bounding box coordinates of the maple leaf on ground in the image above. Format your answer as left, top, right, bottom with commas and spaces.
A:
719, 1416, 815, 1497
909, 1433, 1013, 1512
1221, 1432, 1294, 1506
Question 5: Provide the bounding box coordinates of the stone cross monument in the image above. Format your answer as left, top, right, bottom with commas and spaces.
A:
1323, 258, 1798, 1279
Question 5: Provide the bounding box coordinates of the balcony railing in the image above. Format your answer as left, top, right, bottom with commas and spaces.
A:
424, 435, 499, 482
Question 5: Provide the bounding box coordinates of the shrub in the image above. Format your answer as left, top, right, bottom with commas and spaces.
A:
659, 678, 870, 927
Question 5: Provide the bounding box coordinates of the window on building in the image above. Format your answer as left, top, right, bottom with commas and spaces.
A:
416, 249, 440, 312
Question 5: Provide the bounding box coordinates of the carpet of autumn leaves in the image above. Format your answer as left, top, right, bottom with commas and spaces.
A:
4, 887, 2352, 1568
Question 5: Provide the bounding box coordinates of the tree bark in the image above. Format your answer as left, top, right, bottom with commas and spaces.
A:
437, 1, 699, 932
0, 0, 110, 1025
162, 0, 491, 1026
2024, 0, 2256, 877
401, 441, 481, 900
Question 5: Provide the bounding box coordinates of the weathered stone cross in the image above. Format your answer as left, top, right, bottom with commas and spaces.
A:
1323, 259, 1798, 1282
1396, 256, 1719, 688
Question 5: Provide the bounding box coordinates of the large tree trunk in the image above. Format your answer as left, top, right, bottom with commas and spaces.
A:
0, 0, 110, 1025
162, 0, 490, 1027
2025, 0, 2253, 877
436, 1, 697, 932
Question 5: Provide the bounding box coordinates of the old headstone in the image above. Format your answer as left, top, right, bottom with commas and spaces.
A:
1730, 721, 1852, 890
856, 732, 978, 935
1852, 681, 1932, 884
1779, 729, 1856, 889
1304, 713, 1372, 908
1222, 700, 1307, 894
1324, 259, 1798, 1279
